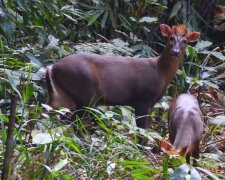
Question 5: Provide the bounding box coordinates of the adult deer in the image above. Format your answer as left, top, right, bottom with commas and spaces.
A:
168, 94, 203, 164
46, 24, 200, 129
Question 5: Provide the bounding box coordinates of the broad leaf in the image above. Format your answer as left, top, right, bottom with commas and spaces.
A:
88, 10, 104, 26
169, 164, 189, 180
210, 116, 225, 125
5, 69, 22, 99
200, 50, 225, 61
41, 103, 53, 111
190, 167, 201, 180
169, 1, 182, 19
138, 17, 157, 23
202, 153, 221, 161
195, 41, 212, 51
26, 53, 43, 67
211, 51, 225, 61
52, 159, 68, 172
46, 35, 59, 49
32, 131, 55, 144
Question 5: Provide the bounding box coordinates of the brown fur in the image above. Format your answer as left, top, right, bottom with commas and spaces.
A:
46, 24, 200, 129
172, 24, 188, 36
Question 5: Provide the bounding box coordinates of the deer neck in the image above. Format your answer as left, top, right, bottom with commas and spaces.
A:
157, 46, 184, 86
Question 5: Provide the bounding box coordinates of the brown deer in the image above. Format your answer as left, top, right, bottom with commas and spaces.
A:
168, 94, 203, 164
45, 24, 200, 129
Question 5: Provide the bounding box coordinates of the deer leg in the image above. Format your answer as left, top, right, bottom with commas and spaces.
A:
135, 104, 151, 129
186, 153, 191, 164
69, 105, 88, 139
71, 95, 99, 122
192, 146, 200, 166
70, 105, 85, 123
71, 104, 96, 133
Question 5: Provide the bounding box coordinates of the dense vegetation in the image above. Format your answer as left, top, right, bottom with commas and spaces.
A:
0, 0, 225, 179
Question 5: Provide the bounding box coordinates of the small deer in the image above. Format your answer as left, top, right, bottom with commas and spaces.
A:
168, 94, 203, 164
45, 24, 200, 129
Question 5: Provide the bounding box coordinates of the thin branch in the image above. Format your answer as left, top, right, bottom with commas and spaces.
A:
1, 94, 18, 180
201, 138, 225, 149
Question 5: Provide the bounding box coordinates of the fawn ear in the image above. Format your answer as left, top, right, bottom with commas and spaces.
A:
187, 32, 200, 42
160, 24, 173, 37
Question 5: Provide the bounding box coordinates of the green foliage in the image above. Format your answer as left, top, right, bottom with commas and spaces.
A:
2, 0, 84, 43
78, 0, 164, 38
172, 39, 225, 93
0, 0, 224, 179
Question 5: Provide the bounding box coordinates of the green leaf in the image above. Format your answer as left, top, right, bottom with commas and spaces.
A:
101, 11, 109, 28
195, 41, 212, 51
169, 1, 182, 19
88, 10, 104, 26
200, 50, 225, 61
202, 80, 219, 89
202, 153, 221, 161
32, 132, 55, 144
26, 53, 43, 67
5, 70, 22, 99
132, 168, 161, 175
210, 52, 225, 61
43, 165, 52, 173
41, 103, 53, 111
0, 7, 6, 17
120, 160, 149, 168
65, 138, 82, 154
163, 156, 169, 180
52, 159, 68, 172
0, 114, 9, 123
190, 167, 201, 180
92, 0, 100, 5
170, 164, 190, 180
23, 84, 33, 103
63, 13, 78, 23
138, 17, 157, 23
133, 172, 154, 180
186, 45, 197, 57
130, 17, 137, 22
210, 116, 225, 125
109, 10, 116, 28
46, 35, 59, 48
33, 18, 42, 26
118, 15, 131, 28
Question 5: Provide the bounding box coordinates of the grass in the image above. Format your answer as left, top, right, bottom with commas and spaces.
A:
0, 98, 224, 179
0, 38, 225, 179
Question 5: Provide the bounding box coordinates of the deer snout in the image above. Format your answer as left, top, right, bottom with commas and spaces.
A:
171, 49, 180, 57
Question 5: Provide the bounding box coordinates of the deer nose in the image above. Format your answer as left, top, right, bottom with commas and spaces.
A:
171, 49, 180, 57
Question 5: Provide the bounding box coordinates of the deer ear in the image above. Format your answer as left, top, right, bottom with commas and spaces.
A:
187, 32, 200, 42
160, 24, 173, 37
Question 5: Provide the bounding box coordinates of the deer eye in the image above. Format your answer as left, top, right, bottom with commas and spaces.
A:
170, 37, 174, 41
182, 39, 187, 44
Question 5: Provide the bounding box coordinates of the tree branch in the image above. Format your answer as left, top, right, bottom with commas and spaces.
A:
1, 94, 18, 180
